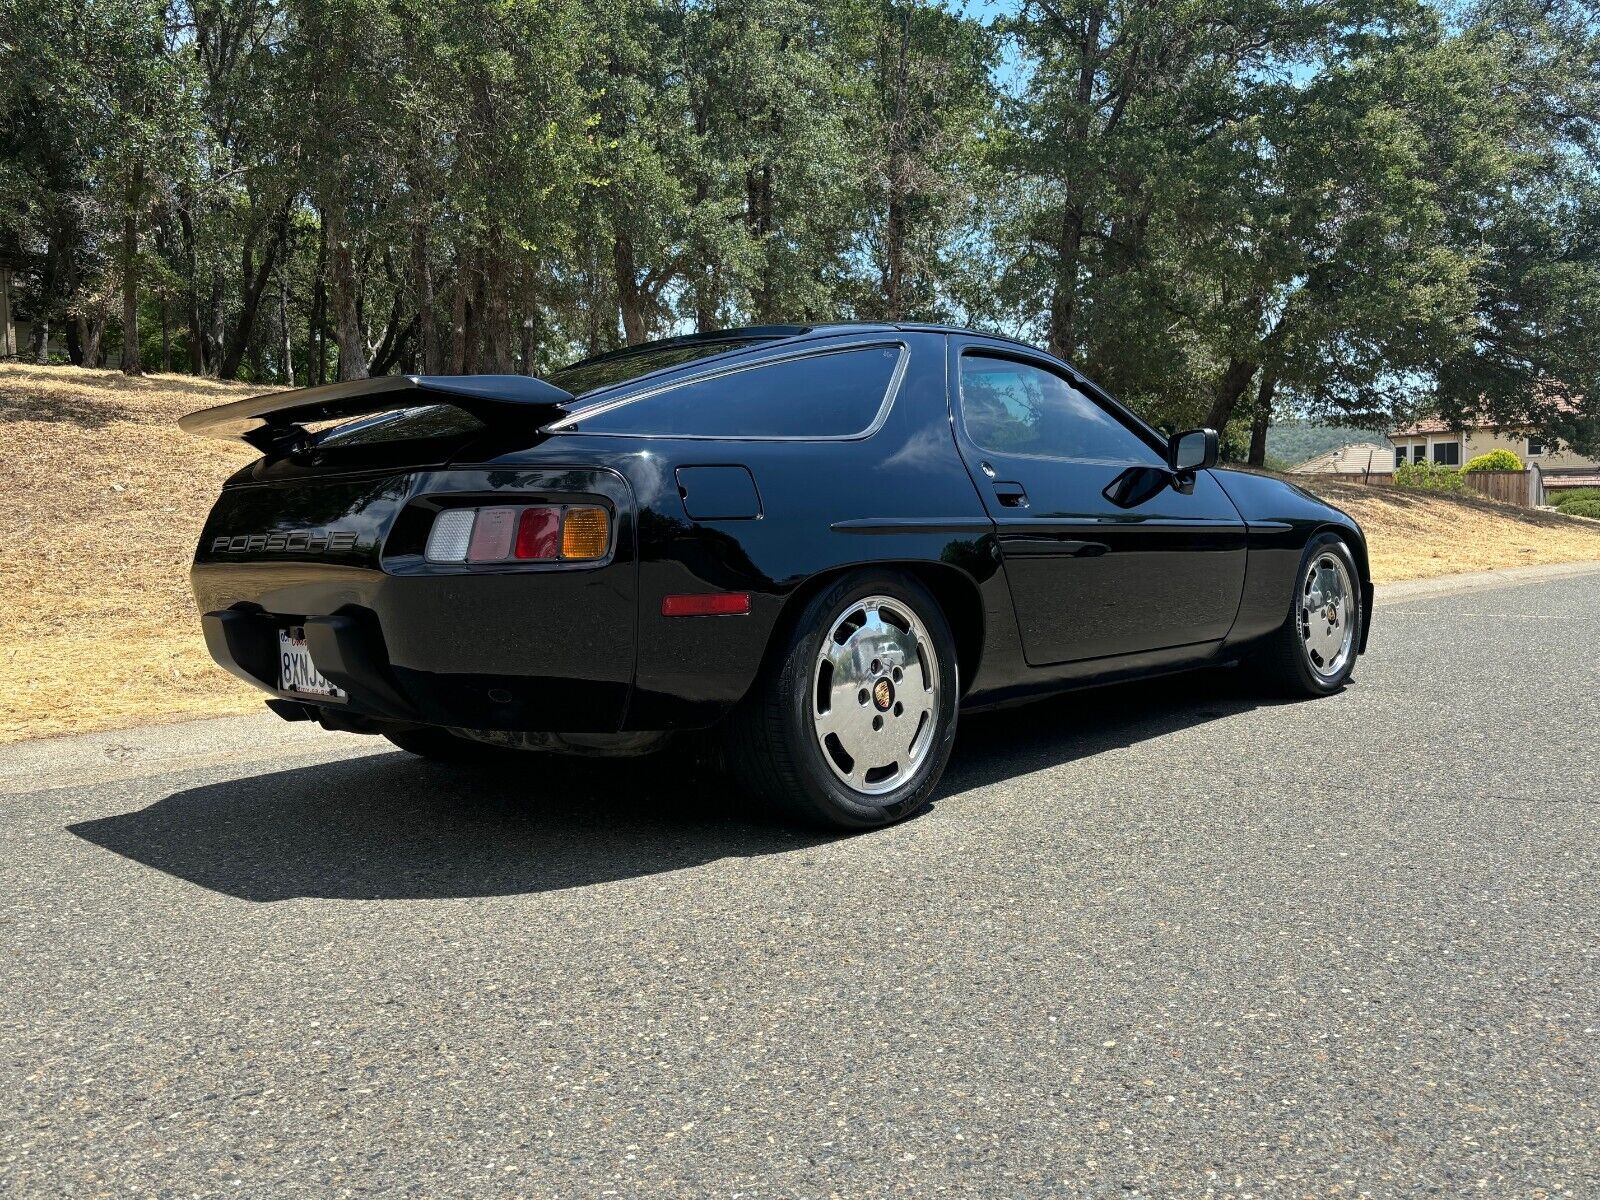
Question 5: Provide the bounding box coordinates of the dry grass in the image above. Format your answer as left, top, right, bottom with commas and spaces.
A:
1292, 475, 1600, 582
3, 361, 1599, 744
1, 363, 260, 743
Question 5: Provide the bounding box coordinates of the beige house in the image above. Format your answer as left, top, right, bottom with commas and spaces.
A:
1389, 415, 1599, 492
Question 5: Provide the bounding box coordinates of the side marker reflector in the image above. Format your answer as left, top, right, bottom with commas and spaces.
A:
661, 592, 751, 617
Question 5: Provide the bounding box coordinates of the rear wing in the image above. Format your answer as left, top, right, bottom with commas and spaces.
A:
178, 374, 575, 454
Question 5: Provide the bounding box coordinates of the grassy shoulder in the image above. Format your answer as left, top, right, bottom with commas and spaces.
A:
1288, 474, 1600, 582
5, 361, 1600, 744
3, 364, 260, 743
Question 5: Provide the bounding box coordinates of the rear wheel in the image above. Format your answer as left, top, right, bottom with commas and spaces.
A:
1250, 532, 1363, 696
727, 571, 959, 830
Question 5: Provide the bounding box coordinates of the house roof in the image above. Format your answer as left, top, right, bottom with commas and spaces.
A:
1545, 472, 1600, 489
1390, 416, 1458, 436
1287, 443, 1394, 474
1392, 395, 1581, 438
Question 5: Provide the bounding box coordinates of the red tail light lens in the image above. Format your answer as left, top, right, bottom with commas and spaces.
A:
514, 507, 561, 560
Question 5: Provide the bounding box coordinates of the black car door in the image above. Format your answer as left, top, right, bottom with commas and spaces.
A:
947, 338, 1248, 666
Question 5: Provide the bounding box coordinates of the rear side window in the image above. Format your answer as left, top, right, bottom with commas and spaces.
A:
568, 345, 904, 438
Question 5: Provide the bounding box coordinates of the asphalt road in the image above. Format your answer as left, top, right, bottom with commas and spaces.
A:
4, 565, 1598, 1198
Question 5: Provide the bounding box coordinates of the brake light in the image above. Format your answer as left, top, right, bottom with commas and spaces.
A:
424, 504, 611, 564
514, 507, 561, 560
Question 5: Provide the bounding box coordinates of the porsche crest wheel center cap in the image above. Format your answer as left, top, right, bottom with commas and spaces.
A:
873, 678, 895, 711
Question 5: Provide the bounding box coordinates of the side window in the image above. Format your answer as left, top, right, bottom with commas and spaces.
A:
570, 345, 903, 438
959, 355, 1159, 464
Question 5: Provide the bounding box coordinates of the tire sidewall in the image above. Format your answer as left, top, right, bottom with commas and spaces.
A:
778, 571, 960, 828
1289, 533, 1363, 695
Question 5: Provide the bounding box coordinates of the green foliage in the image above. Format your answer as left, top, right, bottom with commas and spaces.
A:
1395, 459, 1467, 493
0, 0, 1595, 454
1558, 498, 1600, 519
1463, 449, 1524, 472
1551, 488, 1600, 509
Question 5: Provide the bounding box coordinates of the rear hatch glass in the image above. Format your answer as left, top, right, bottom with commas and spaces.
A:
548, 336, 780, 398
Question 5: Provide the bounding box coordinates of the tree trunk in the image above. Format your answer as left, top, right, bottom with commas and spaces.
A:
278, 261, 293, 386
481, 236, 512, 370
220, 225, 283, 379
747, 163, 776, 322
176, 202, 206, 373
323, 206, 366, 381
0, 267, 15, 358
1047, 6, 1101, 360
411, 219, 438, 373
310, 222, 327, 386
120, 162, 144, 375
30, 316, 50, 363
1247, 371, 1277, 466
450, 248, 479, 373
1206, 356, 1259, 432
206, 264, 225, 376
613, 230, 645, 346
520, 316, 536, 376
449, 275, 468, 374
160, 296, 171, 371
83, 312, 104, 368
880, 10, 911, 318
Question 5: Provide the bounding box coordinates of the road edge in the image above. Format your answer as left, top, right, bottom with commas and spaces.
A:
1376, 558, 1600, 602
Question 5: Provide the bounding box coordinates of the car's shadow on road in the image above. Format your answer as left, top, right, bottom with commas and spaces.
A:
68, 670, 1273, 902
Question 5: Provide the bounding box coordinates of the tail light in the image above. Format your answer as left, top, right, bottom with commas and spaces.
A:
425, 504, 611, 564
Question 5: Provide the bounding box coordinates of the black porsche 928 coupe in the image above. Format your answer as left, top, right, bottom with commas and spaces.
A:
182, 323, 1370, 829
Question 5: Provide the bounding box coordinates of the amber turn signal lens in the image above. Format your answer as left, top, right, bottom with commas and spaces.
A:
560, 506, 610, 559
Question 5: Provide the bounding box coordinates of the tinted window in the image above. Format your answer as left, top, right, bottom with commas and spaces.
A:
315, 404, 484, 448
571, 346, 903, 438
960, 355, 1158, 464
548, 337, 778, 398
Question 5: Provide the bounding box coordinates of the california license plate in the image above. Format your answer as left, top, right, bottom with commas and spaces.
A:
278, 627, 343, 698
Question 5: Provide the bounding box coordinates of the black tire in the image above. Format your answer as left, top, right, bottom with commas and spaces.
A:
1249, 532, 1364, 697
383, 726, 502, 762
726, 570, 960, 830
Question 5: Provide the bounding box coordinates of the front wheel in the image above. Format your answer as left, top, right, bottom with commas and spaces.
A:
1249, 532, 1364, 697
727, 571, 959, 830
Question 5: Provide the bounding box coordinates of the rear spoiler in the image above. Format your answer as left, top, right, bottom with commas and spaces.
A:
178, 374, 576, 453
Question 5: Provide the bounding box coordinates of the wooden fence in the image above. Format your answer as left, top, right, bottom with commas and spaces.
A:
1303, 469, 1535, 507
1459, 470, 1532, 505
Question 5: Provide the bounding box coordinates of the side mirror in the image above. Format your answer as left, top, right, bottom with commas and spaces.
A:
1168, 427, 1219, 474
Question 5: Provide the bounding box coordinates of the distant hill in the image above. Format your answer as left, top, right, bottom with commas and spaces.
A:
1266, 423, 1390, 467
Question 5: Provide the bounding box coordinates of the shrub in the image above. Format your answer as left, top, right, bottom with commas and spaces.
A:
1463, 449, 1523, 472
1560, 498, 1600, 519
1551, 487, 1600, 510
1394, 459, 1465, 493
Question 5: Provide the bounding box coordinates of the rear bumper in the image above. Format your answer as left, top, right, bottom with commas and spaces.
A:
192, 465, 637, 733
200, 605, 633, 732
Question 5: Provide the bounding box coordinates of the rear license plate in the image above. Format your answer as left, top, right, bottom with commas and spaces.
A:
278, 627, 344, 698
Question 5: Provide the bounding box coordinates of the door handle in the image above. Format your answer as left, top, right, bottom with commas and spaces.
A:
991, 481, 1029, 508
